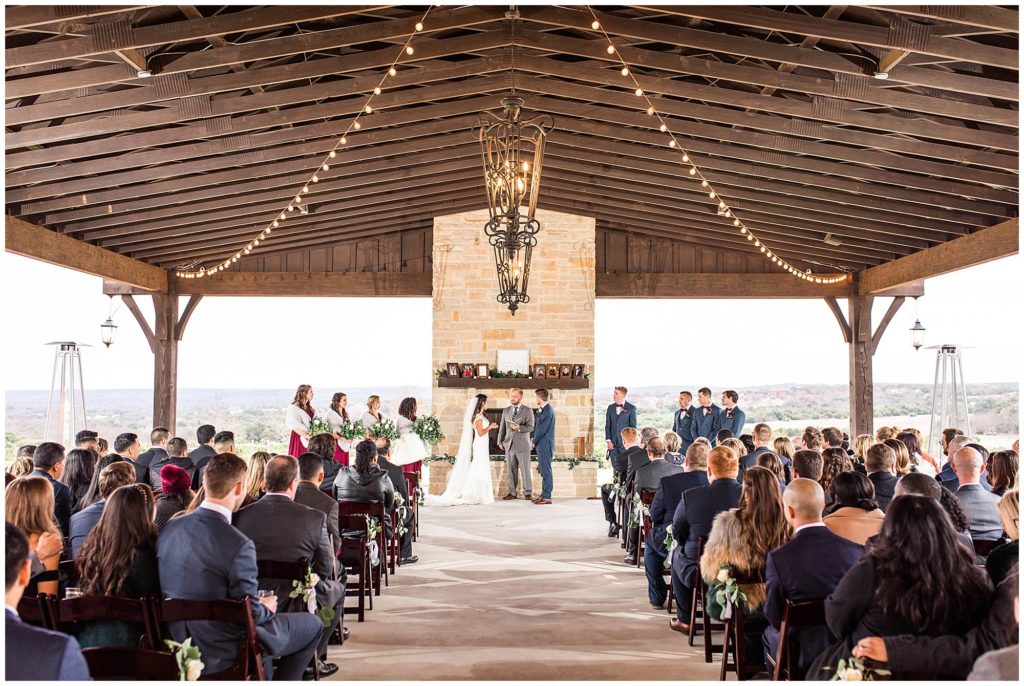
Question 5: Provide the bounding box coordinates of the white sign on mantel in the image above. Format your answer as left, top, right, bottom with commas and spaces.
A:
496, 349, 530, 375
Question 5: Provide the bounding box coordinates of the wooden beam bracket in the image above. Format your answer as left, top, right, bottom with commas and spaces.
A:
871, 296, 906, 354
824, 296, 852, 343
121, 294, 156, 353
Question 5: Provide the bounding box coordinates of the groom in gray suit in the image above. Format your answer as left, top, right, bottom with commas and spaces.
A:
497, 388, 535, 500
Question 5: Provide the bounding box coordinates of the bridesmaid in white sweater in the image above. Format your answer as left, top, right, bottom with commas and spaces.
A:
285, 384, 315, 458
362, 395, 383, 430
325, 392, 352, 466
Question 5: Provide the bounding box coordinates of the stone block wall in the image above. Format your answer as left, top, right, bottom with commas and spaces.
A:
432, 208, 596, 458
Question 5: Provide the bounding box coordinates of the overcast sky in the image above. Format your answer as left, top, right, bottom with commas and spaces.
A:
2, 252, 1019, 393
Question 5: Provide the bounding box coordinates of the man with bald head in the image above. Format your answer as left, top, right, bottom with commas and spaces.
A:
762, 479, 864, 677
951, 446, 1003, 541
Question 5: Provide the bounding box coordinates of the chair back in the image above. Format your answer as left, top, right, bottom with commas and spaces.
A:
731, 567, 766, 585
405, 472, 420, 493
973, 538, 1002, 557
155, 597, 265, 681
82, 647, 180, 680
772, 598, 828, 680
639, 488, 657, 506
58, 595, 159, 649
338, 500, 386, 519
256, 558, 309, 582
17, 594, 56, 630
59, 559, 80, 585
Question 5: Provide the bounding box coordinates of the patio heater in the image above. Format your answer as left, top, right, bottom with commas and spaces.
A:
926, 344, 972, 457
43, 341, 89, 448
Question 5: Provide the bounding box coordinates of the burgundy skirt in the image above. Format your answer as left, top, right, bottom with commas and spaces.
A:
334, 445, 349, 467
287, 431, 306, 459
402, 461, 422, 475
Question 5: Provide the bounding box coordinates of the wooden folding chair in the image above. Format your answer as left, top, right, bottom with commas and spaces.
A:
719, 568, 768, 681
17, 593, 57, 630
154, 597, 266, 680
767, 598, 827, 681
337, 514, 374, 622
404, 472, 421, 542
338, 501, 389, 596
636, 488, 657, 569
81, 647, 180, 680
57, 594, 160, 649
255, 558, 319, 680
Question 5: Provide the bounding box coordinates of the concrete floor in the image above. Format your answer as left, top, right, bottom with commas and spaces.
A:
327, 497, 721, 680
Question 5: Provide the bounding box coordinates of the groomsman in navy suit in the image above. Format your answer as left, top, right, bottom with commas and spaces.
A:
604, 386, 638, 469
719, 390, 746, 437
672, 391, 696, 456
689, 387, 721, 445
532, 389, 556, 504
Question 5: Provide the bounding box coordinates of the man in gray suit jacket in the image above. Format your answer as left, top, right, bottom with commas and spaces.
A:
158, 453, 322, 681
952, 447, 1003, 541
497, 388, 535, 500
233, 456, 346, 677
626, 437, 684, 564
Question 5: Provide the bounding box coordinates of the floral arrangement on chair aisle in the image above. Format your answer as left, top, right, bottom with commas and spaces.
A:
289, 565, 336, 629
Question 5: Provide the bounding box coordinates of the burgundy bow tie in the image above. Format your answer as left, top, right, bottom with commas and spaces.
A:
703, 407, 711, 415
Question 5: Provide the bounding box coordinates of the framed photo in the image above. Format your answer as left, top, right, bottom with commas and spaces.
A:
497, 349, 530, 375
547, 364, 559, 379
533, 364, 546, 379
560, 363, 572, 378
446, 362, 459, 377
572, 364, 585, 378
460, 363, 476, 378
476, 363, 490, 378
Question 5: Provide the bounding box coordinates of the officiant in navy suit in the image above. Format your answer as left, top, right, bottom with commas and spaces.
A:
672, 391, 696, 456
532, 389, 556, 504
690, 387, 722, 445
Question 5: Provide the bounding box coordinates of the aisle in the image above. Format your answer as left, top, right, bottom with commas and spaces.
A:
326, 498, 720, 680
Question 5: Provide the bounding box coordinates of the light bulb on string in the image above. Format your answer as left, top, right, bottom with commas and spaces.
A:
373, 87, 382, 95
621, 67, 629, 76
389, 67, 397, 77
646, 106, 654, 115
353, 121, 361, 130
329, 150, 337, 158
365, 105, 373, 114
607, 45, 616, 54
591, 20, 600, 29
659, 123, 667, 132
668, 140, 676, 147
406, 46, 414, 55
415, 21, 424, 31
689, 168, 696, 176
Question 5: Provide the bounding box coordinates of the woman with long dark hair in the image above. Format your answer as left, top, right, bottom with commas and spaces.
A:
308, 433, 341, 495
810, 495, 993, 679
988, 450, 1018, 496
75, 484, 160, 647
285, 383, 315, 458
392, 396, 428, 475
59, 448, 97, 514
325, 392, 353, 466
333, 439, 395, 507
700, 466, 792, 619
820, 447, 853, 506
897, 430, 937, 476
80, 453, 126, 509
426, 394, 497, 506
823, 471, 884, 545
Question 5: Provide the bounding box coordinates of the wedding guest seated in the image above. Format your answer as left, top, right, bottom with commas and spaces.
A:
716, 429, 734, 446
78, 453, 125, 509
774, 436, 796, 473
69, 461, 136, 556
852, 569, 1018, 680
624, 427, 658, 490
823, 471, 884, 545
233, 456, 345, 678
699, 467, 792, 623
663, 431, 684, 467
984, 490, 1019, 586
187, 424, 217, 475
874, 425, 899, 443
8, 448, 36, 479
30, 441, 73, 537
743, 423, 789, 482
308, 433, 342, 495
74, 430, 99, 452
885, 438, 913, 478
821, 427, 844, 452
155, 464, 194, 530
864, 443, 898, 512
294, 453, 341, 551
757, 452, 787, 492
807, 495, 993, 679
668, 446, 743, 634
720, 437, 747, 464
851, 434, 872, 474
137, 427, 170, 470
645, 443, 709, 609
820, 447, 853, 508
334, 439, 396, 524
601, 427, 641, 537
801, 431, 823, 453
792, 449, 823, 483
936, 434, 975, 491
987, 450, 1018, 497
375, 438, 417, 565
96, 438, 108, 458
626, 437, 683, 565
245, 451, 271, 505
952, 446, 1003, 541
148, 437, 196, 493
158, 453, 322, 680
892, 472, 973, 551
762, 479, 864, 677
967, 591, 1019, 681
59, 448, 96, 515
5, 523, 91, 681
75, 483, 161, 647
5, 477, 64, 596
896, 430, 938, 477
111, 432, 149, 484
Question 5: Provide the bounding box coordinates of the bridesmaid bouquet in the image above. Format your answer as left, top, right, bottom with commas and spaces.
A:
371, 417, 399, 441
412, 414, 445, 445
339, 420, 366, 441
308, 415, 333, 436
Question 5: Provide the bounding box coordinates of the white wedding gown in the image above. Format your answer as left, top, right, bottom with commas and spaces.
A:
426, 398, 494, 506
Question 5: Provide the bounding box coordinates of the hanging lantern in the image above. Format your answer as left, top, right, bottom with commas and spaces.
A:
474, 96, 554, 315
100, 317, 117, 348
910, 318, 926, 350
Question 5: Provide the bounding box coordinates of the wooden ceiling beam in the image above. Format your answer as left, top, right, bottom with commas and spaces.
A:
5, 6, 146, 31
512, 61, 1015, 172
5, 216, 167, 291
516, 30, 1016, 130
171, 271, 433, 297
864, 6, 1019, 34
654, 6, 1018, 70
597, 272, 851, 299
5, 6, 383, 68
525, 6, 1017, 102
857, 219, 1019, 294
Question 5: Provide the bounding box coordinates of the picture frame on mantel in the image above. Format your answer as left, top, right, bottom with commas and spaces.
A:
572, 364, 585, 378
497, 349, 530, 375
447, 362, 459, 377
476, 363, 490, 378
533, 364, 546, 379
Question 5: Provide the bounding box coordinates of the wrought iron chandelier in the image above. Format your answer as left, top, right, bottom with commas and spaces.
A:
474, 96, 554, 315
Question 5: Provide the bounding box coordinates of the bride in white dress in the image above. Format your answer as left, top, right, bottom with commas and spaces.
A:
426, 394, 497, 506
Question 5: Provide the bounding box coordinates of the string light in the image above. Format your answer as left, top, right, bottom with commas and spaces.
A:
173, 7, 432, 279
583, 6, 849, 285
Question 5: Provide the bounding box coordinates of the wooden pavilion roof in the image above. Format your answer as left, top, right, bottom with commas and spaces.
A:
4, 4, 1019, 290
